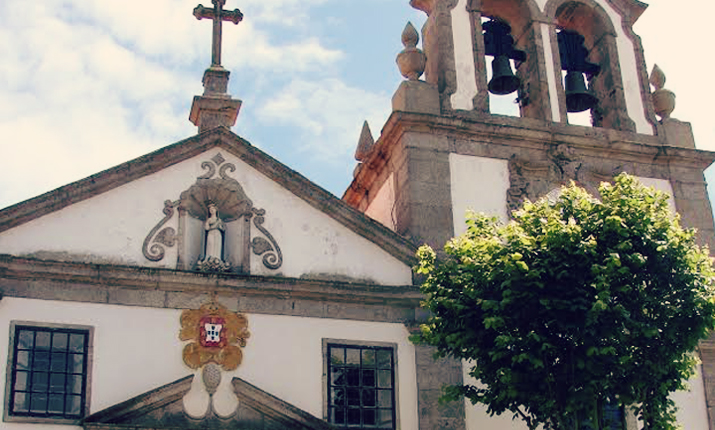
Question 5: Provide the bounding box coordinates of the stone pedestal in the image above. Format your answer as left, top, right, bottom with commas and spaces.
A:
189, 66, 242, 133
661, 118, 695, 149
392, 80, 440, 115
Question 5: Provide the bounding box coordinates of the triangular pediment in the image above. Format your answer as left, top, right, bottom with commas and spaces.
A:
0, 128, 415, 286
82, 375, 335, 430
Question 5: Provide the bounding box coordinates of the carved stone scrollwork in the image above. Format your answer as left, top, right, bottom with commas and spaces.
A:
507, 145, 622, 215
251, 208, 283, 270
142, 152, 284, 272
142, 200, 180, 262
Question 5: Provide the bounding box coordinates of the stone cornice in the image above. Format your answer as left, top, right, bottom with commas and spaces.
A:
0, 255, 423, 322
344, 111, 715, 206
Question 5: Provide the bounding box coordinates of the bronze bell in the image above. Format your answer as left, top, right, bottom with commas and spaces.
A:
488, 55, 521, 95
564, 70, 598, 113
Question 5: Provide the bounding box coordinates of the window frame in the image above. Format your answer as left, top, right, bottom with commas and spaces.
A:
3, 321, 94, 425
322, 339, 399, 430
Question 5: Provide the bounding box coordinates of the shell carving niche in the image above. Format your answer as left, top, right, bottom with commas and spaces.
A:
142, 153, 283, 273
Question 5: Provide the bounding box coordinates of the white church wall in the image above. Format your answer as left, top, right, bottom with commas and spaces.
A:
449, 154, 510, 237
365, 173, 396, 231
450, 0, 478, 110
0, 297, 419, 429
0, 150, 412, 286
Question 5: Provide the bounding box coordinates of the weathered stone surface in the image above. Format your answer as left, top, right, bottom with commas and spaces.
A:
392, 80, 441, 116
662, 118, 696, 149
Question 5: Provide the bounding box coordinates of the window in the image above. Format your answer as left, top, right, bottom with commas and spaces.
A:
3, 322, 93, 424
325, 341, 396, 429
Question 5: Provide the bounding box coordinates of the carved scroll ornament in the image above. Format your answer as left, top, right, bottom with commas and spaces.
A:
142, 153, 284, 272
507, 145, 621, 215
142, 200, 179, 261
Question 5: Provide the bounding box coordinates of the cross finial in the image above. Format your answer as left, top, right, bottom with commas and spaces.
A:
194, 0, 243, 67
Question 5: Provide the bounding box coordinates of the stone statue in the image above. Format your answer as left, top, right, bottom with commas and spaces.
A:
197, 202, 230, 272
204, 203, 224, 260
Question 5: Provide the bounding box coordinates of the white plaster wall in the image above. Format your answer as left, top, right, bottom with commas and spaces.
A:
365, 174, 396, 231
449, 154, 510, 237
463, 361, 531, 430
0, 149, 412, 286
541, 23, 561, 121
0, 297, 418, 429
450, 0, 478, 110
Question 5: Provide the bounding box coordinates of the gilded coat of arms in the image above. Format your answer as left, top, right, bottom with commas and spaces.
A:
179, 297, 250, 371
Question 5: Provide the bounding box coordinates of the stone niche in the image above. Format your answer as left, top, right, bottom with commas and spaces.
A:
142, 153, 282, 274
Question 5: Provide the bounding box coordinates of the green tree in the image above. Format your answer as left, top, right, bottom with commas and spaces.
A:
414, 174, 715, 430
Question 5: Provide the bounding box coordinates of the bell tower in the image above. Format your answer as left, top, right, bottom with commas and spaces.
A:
344, 0, 715, 429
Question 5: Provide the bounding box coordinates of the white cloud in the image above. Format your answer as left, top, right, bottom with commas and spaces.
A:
0, 0, 349, 208
256, 78, 391, 161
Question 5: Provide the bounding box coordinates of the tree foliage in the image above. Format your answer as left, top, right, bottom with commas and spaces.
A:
414, 174, 715, 430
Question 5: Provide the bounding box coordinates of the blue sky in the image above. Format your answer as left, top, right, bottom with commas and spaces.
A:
0, 0, 714, 213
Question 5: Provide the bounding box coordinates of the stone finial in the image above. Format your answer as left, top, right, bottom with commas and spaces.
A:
396, 22, 426, 81
355, 121, 375, 162
650, 64, 675, 120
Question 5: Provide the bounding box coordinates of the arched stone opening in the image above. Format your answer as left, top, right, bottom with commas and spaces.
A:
472, 0, 553, 120
545, 0, 636, 131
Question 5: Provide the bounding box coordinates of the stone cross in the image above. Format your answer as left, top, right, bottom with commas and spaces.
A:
193, 0, 243, 67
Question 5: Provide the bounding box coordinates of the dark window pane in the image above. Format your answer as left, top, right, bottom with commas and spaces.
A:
50, 373, 66, 393
331, 347, 344, 365
332, 408, 345, 424
376, 350, 391, 369
378, 390, 392, 408
13, 392, 29, 413
9, 326, 89, 420
363, 409, 376, 426
346, 368, 360, 386
346, 348, 360, 365
18, 331, 34, 349
69, 334, 85, 353
377, 370, 392, 388
52, 333, 68, 351
68, 375, 83, 394
66, 395, 82, 416
51, 353, 66, 372
362, 388, 376, 407
332, 367, 345, 386
32, 372, 49, 392
327, 344, 394, 429
362, 349, 375, 367
347, 388, 360, 406
48, 394, 65, 414
16, 351, 30, 370
332, 388, 345, 406
30, 393, 48, 413
35, 332, 51, 350
362, 369, 375, 387
33, 351, 50, 371
347, 408, 361, 425
69, 354, 84, 373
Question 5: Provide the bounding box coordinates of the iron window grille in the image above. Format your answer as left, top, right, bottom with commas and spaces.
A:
6, 324, 90, 421
327, 343, 396, 429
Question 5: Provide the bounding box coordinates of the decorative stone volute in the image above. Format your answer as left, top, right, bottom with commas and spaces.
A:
396, 22, 426, 81
650, 64, 675, 120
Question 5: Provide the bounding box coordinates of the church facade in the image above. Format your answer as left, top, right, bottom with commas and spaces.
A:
1, 0, 714, 429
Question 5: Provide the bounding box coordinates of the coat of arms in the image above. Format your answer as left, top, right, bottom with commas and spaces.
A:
179, 296, 250, 371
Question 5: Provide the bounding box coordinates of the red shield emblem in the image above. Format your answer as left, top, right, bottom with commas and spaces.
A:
199, 316, 226, 348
